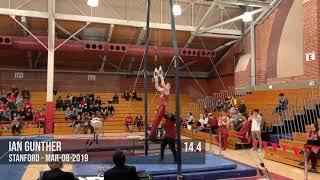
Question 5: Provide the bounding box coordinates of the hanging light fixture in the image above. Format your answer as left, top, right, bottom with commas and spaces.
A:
87, 0, 99, 7
242, 11, 252, 22
172, 4, 182, 16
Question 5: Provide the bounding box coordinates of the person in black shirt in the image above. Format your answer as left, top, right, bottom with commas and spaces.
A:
22, 88, 30, 100
95, 96, 102, 106
56, 96, 64, 111
108, 104, 115, 116
104, 151, 139, 180
113, 93, 119, 104
123, 90, 130, 101
41, 160, 77, 180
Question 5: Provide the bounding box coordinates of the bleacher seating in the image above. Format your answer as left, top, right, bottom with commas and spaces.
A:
1, 92, 202, 135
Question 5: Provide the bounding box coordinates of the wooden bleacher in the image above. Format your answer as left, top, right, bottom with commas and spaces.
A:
1, 91, 202, 136
265, 123, 320, 173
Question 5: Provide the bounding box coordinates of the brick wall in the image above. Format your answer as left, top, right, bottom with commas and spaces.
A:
303, 0, 319, 79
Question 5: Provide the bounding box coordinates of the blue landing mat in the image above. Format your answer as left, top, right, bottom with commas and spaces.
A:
73, 153, 247, 177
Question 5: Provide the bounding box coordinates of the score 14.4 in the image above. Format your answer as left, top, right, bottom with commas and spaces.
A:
184, 141, 202, 152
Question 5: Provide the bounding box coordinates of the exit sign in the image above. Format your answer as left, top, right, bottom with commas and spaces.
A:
306, 52, 316, 62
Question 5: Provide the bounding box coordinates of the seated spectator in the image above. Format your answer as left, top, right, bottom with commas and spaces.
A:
275, 93, 288, 115
64, 98, 71, 110
0, 110, 6, 121
100, 106, 108, 119
40, 160, 77, 180
56, 96, 64, 111
238, 100, 247, 114
65, 107, 72, 120
0, 102, 7, 111
123, 90, 130, 101
24, 100, 32, 110
22, 88, 30, 100
35, 111, 45, 128
135, 114, 143, 131
53, 88, 58, 96
125, 113, 134, 132
4, 107, 12, 120
113, 93, 119, 104
197, 114, 206, 127
216, 110, 230, 150
132, 91, 138, 100
230, 96, 238, 107
104, 151, 139, 180
186, 112, 194, 125
15, 96, 24, 108
11, 85, 19, 97
24, 108, 33, 121
203, 105, 209, 117
0, 90, 7, 103
215, 99, 223, 112
95, 96, 102, 106
12, 116, 22, 136
7, 93, 16, 109
229, 106, 242, 130
300, 123, 320, 173
108, 104, 115, 116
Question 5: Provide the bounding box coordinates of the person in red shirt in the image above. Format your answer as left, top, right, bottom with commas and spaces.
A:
35, 111, 46, 127
160, 113, 177, 162
11, 86, 18, 97
125, 113, 134, 132
0, 103, 7, 111
207, 113, 218, 134
24, 100, 32, 110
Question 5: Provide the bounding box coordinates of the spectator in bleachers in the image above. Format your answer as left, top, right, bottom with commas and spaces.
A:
12, 116, 22, 136
0, 101, 7, 111
64, 97, 71, 110
299, 124, 320, 173
65, 107, 72, 120
16, 96, 24, 108
108, 104, 115, 116
135, 114, 143, 131
215, 99, 223, 112
217, 110, 230, 150
11, 85, 18, 98
123, 90, 130, 101
230, 106, 242, 130
275, 93, 288, 115
132, 91, 138, 100
203, 105, 209, 117
24, 108, 33, 121
238, 99, 246, 114
197, 114, 205, 127
23, 99, 32, 110
125, 113, 134, 132
249, 109, 263, 152
113, 93, 119, 104
100, 106, 108, 119
186, 112, 194, 126
230, 96, 238, 107
95, 96, 102, 106
4, 107, 11, 120
56, 96, 64, 111
53, 88, 57, 95
22, 88, 30, 100
0, 90, 7, 103
0, 110, 5, 121
35, 111, 45, 128
104, 151, 139, 180
7, 93, 16, 109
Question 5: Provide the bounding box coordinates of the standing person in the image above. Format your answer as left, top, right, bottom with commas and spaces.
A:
217, 110, 230, 150
148, 66, 170, 140
249, 109, 263, 152
160, 113, 177, 162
